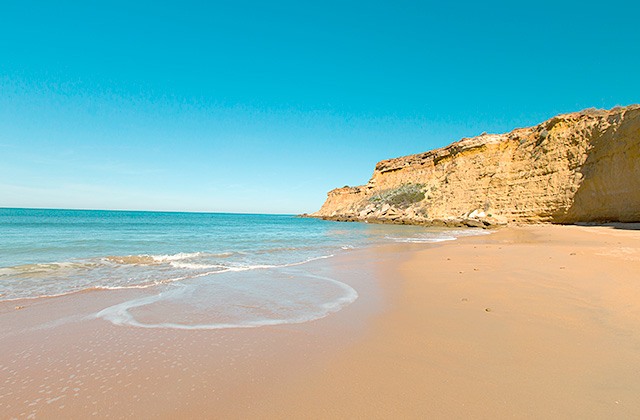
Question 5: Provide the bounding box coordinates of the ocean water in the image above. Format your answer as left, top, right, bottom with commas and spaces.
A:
0, 208, 488, 329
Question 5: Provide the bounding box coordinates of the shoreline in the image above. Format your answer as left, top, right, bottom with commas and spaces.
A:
2, 224, 640, 417
252, 224, 640, 418
0, 242, 404, 418
301, 212, 503, 228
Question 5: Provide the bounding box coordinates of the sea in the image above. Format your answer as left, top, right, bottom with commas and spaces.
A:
0, 208, 488, 329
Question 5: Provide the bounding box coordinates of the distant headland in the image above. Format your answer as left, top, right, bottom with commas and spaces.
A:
311, 105, 640, 227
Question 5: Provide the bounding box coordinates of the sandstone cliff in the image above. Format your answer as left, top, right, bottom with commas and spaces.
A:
312, 105, 640, 226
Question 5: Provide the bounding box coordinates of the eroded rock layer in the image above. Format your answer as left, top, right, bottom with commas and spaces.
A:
312, 105, 640, 226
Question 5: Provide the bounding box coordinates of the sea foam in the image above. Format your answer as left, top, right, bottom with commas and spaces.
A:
386, 228, 491, 243
95, 270, 358, 330
1, 209, 490, 328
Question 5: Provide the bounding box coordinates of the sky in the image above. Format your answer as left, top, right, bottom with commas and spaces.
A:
1, 1, 638, 214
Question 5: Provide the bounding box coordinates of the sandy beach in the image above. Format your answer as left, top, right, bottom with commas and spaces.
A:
4, 2, 637, 419
253, 224, 640, 418
3, 224, 640, 418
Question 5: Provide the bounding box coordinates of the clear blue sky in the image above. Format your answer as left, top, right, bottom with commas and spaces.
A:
1, 1, 638, 214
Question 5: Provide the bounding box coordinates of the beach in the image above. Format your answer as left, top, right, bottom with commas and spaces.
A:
3, 1, 638, 418
2, 224, 640, 418
254, 224, 640, 418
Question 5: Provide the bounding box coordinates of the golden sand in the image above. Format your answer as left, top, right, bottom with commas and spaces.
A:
2, 225, 640, 418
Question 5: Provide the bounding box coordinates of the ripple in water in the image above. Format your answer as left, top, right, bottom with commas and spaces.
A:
1, 210, 491, 329
96, 268, 358, 330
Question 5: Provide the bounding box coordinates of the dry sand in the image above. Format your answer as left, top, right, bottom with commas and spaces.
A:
2, 225, 640, 418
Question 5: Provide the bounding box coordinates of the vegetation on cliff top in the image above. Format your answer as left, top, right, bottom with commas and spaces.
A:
369, 183, 425, 209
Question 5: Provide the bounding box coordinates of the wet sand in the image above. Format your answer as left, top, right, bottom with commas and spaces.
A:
3, 225, 640, 418
0, 245, 392, 418
253, 224, 640, 418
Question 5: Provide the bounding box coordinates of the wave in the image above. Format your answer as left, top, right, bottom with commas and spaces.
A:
0, 261, 97, 278
386, 229, 492, 243
104, 255, 160, 265
95, 272, 358, 330
0, 227, 486, 303
0, 253, 337, 302
104, 252, 205, 266
389, 236, 457, 243
147, 252, 205, 262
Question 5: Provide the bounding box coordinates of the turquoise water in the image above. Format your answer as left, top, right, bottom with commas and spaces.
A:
0, 208, 487, 328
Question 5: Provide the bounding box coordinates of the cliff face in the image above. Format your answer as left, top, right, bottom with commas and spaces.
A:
313, 105, 640, 226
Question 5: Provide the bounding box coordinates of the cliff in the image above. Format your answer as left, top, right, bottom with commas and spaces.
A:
312, 105, 640, 227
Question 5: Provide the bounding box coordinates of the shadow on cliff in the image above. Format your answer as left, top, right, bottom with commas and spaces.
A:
610, 223, 640, 231
574, 222, 640, 231
554, 108, 640, 225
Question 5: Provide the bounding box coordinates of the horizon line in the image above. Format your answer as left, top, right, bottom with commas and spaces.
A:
0, 206, 297, 216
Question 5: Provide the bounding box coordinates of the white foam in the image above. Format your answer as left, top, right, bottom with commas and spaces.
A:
389, 236, 457, 243
95, 272, 358, 330
280, 254, 334, 267
386, 229, 491, 244
168, 261, 226, 270
150, 252, 204, 262
174, 255, 335, 273
0, 251, 340, 302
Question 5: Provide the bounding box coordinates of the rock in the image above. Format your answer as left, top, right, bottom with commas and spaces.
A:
484, 215, 508, 226
462, 218, 485, 228
358, 207, 374, 218
468, 209, 486, 219
310, 105, 640, 225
